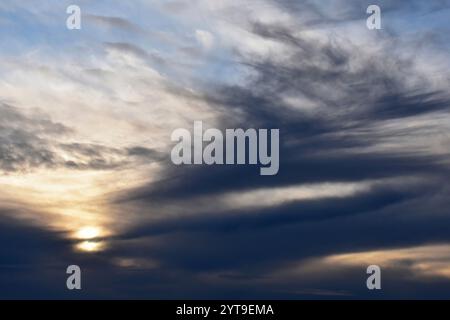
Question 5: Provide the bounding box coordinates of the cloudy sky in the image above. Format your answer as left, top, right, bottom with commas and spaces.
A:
1, 0, 450, 299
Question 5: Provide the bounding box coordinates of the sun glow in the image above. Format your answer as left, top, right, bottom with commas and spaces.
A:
74, 227, 107, 252
76, 226, 102, 240
76, 240, 104, 252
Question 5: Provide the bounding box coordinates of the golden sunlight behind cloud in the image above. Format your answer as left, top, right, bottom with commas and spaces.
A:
76, 240, 105, 253
267, 244, 450, 288
323, 244, 450, 279
74, 227, 108, 253
0, 166, 153, 255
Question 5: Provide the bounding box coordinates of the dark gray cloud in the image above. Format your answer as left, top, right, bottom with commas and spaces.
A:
272, 0, 450, 30
0, 103, 162, 172
120, 19, 450, 200
102, 3, 450, 298
0, 103, 69, 172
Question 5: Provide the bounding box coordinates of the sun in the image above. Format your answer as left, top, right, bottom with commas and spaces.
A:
74, 226, 107, 252
76, 226, 101, 240
76, 240, 104, 252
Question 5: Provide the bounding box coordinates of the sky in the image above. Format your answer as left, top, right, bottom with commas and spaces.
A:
0, 0, 450, 299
